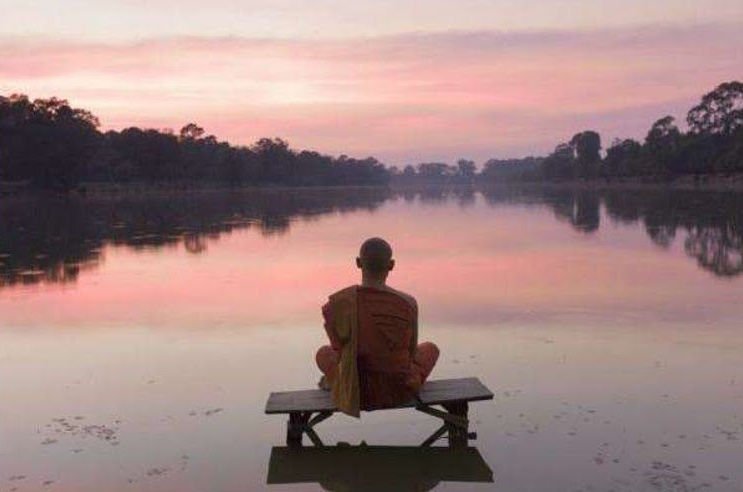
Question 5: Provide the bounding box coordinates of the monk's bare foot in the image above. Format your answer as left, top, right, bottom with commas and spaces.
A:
317, 375, 331, 391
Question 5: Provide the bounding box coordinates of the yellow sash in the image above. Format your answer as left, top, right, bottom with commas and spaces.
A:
328, 286, 360, 417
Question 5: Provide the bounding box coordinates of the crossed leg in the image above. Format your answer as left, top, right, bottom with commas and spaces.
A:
315, 341, 440, 387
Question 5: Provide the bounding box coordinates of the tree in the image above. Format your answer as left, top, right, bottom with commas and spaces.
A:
110, 127, 182, 181
1, 93, 393, 189
715, 126, 743, 173
402, 165, 416, 177
604, 138, 642, 176
541, 143, 575, 180
0, 95, 100, 189
480, 157, 542, 182
645, 116, 679, 144
687, 81, 743, 136
570, 131, 601, 178
416, 162, 453, 180
645, 116, 681, 174
179, 123, 205, 140
252, 137, 295, 183
456, 159, 476, 181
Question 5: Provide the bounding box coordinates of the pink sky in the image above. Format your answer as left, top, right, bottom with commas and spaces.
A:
1, 2, 742, 165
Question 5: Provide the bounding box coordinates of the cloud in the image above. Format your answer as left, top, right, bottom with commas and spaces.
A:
1, 24, 741, 163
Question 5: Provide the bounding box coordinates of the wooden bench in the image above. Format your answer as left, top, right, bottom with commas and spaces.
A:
265, 377, 494, 448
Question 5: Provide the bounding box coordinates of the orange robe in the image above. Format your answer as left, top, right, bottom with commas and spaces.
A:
323, 286, 419, 415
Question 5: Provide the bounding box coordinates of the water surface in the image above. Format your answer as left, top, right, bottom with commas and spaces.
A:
1, 187, 742, 491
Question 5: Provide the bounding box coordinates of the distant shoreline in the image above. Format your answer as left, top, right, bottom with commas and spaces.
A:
475, 173, 743, 192
0, 181, 393, 197
395, 172, 743, 192
3, 172, 743, 197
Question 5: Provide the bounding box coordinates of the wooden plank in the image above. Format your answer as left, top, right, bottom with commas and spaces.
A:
265, 377, 493, 414
266, 388, 335, 414
418, 378, 493, 406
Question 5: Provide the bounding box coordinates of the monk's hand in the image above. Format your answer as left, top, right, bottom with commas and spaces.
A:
317, 375, 332, 391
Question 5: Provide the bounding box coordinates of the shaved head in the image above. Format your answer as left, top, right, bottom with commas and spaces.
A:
358, 237, 393, 274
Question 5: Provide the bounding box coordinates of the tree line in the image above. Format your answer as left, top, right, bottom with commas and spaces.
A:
2, 81, 740, 190
395, 81, 743, 184
0, 96, 389, 190
389, 159, 478, 184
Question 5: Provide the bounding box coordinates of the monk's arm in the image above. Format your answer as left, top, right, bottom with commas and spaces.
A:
322, 301, 342, 350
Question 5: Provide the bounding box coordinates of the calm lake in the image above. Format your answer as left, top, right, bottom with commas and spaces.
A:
1, 187, 742, 492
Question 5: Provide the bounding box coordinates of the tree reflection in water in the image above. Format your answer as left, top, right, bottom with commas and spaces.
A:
602, 189, 743, 277
0, 188, 391, 287
481, 187, 743, 278
1, 187, 742, 287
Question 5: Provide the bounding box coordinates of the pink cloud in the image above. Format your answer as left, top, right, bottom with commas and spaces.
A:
1, 24, 741, 163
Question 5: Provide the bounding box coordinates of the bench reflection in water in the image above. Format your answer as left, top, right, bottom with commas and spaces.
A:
267, 444, 494, 491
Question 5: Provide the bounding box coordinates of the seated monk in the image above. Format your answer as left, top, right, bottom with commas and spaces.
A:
315, 237, 439, 416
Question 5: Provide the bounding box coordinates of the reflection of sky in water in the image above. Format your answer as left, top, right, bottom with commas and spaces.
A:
1, 189, 742, 491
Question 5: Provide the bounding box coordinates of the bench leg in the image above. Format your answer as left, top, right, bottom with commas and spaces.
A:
286, 412, 304, 447
286, 411, 333, 448
420, 423, 449, 447
417, 401, 474, 448
442, 401, 469, 448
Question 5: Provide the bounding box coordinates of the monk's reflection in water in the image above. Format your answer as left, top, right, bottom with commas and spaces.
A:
266, 444, 494, 491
